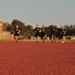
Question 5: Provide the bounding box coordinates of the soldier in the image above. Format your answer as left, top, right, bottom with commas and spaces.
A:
51, 25, 57, 42
14, 25, 20, 42
60, 26, 66, 43
34, 24, 40, 42
41, 25, 46, 42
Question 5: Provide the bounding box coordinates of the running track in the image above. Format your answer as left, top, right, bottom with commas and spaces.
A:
0, 42, 75, 75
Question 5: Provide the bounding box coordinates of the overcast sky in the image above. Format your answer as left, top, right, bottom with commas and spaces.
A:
0, 0, 75, 27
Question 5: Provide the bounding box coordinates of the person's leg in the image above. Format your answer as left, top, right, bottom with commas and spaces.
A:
42, 33, 45, 43
62, 36, 65, 43
35, 33, 39, 43
16, 34, 19, 42
54, 35, 57, 42
51, 35, 54, 42
17, 34, 20, 40
15, 36, 18, 42
42, 36, 45, 43
36, 36, 39, 43
17, 36, 19, 40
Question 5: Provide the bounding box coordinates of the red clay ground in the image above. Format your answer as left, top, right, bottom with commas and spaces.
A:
0, 42, 75, 75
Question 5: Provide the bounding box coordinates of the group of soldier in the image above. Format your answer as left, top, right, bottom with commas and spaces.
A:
34, 24, 66, 43
13, 24, 66, 43
34, 24, 46, 43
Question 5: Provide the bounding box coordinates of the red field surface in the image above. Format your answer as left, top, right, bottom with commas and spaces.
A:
0, 42, 75, 75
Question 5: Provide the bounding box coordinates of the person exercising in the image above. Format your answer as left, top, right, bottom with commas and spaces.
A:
60, 26, 66, 43
14, 25, 20, 42
51, 25, 57, 42
41, 25, 46, 42
34, 24, 40, 42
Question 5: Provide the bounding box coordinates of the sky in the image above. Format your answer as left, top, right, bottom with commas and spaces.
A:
0, 0, 75, 27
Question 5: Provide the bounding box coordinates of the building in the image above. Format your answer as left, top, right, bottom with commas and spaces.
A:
0, 21, 14, 40
0, 21, 3, 40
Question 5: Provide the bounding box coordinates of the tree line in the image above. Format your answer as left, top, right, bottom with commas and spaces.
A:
3, 19, 75, 39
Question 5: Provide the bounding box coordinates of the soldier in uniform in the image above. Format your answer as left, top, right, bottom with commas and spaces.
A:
34, 24, 40, 42
60, 26, 66, 43
14, 25, 20, 42
41, 25, 46, 42
51, 25, 57, 42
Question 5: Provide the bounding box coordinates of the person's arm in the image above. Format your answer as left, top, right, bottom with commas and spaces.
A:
53, 28, 57, 32
18, 29, 20, 34
34, 28, 37, 33
18, 30, 20, 33
64, 30, 66, 35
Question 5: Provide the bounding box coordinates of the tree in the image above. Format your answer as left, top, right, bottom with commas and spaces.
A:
11, 19, 26, 35
25, 25, 34, 36
3, 22, 11, 31
11, 19, 34, 37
